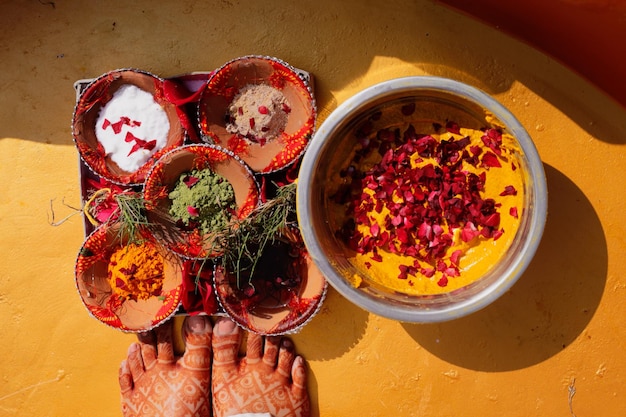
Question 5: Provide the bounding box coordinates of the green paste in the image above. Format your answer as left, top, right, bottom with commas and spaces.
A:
168, 168, 236, 234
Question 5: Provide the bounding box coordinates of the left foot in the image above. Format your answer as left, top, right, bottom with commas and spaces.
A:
119, 315, 212, 417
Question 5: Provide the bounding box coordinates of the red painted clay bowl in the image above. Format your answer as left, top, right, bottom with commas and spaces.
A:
297, 76, 547, 323
143, 144, 260, 259
198, 55, 316, 174
213, 227, 327, 335
75, 223, 183, 332
72, 69, 189, 186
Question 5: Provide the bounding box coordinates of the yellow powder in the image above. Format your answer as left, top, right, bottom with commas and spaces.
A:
107, 241, 165, 301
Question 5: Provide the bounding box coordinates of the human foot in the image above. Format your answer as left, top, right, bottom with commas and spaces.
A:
119, 315, 212, 417
211, 317, 310, 417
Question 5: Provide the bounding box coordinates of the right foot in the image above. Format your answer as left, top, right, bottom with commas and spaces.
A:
211, 317, 310, 417
119, 315, 212, 417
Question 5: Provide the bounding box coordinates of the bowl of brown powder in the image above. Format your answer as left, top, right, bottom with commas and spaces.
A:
198, 56, 316, 174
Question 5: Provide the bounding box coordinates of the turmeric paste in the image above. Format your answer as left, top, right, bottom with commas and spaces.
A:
107, 241, 165, 301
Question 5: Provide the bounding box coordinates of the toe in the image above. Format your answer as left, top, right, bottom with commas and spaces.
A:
262, 336, 281, 368
126, 342, 146, 382
276, 338, 296, 379
291, 355, 308, 398
155, 318, 175, 364
245, 331, 263, 364
181, 315, 212, 370
118, 359, 133, 393
212, 317, 241, 368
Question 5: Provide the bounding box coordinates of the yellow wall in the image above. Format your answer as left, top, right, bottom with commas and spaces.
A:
1, 1, 625, 416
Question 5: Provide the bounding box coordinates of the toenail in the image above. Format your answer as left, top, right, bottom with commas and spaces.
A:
281, 339, 293, 349
215, 318, 237, 335
186, 315, 207, 333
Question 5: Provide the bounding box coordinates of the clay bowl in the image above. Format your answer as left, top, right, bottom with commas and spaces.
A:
213, 228, 327, 335
143, 144, 260, 259
72, 68, 188, 186
198, 55, 316, 174
75, 223, 183, 332
297, 76, 548, 323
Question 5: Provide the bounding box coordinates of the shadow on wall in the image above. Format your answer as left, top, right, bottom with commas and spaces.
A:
403, 163, 607, 371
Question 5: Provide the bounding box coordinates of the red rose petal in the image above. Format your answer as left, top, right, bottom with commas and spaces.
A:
481, 152, 502, 168
500, 185, 517, 196
183, 176, 199, 188
450, 249, 462, 266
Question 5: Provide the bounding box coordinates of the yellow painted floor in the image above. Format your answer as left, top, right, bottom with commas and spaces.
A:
1, 1, 625, 416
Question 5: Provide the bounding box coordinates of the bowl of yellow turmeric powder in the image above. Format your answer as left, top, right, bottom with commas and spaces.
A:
297, 76, 547, 323
75, 223, 184, 332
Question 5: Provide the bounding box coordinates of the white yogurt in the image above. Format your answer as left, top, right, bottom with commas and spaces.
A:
95, 84, 170, 172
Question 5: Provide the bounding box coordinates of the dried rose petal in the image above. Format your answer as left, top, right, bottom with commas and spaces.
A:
483, 212, 500, 228
461, 222, 479, 242
445, 121, 461, 134
183, 176, 199, 188
143, 140, 157, 151
450, 249, 462, 266
481, 152, 502, 168
421, 267, 435, 278
500, 185, 517, 196
124, 131, 137, 143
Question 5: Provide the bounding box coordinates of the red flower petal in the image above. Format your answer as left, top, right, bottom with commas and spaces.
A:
183, 176, 199, 188
446, 121, 461, 134
450, 249, 462, 266
187, 206, 199, 217
481, 152, 502, 168
421, 267, 435, 278
499, 185, 517, 196
461, 222, 479, 242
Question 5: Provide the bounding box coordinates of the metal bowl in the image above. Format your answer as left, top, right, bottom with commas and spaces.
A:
296, 76, 547, 323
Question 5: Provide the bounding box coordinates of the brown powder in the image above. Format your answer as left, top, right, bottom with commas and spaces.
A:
226, 84, 290, 144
